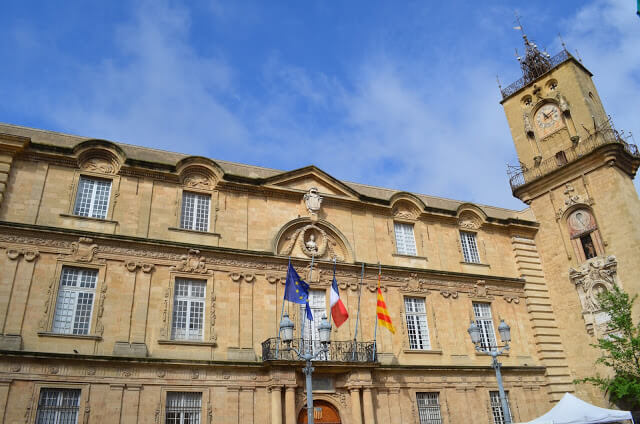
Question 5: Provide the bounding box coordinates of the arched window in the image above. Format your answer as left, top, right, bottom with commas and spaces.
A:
566, 209, 603, 261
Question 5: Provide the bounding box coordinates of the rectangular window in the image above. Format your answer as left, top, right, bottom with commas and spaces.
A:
489, 391, 511, 424
460, 231, 481, 263
404, 297, 431, 350
180, 192, 210, 232
52, 267, 98, 335
394, 222, 417, 256
73, 176, 112, 219
36, 388, 81, 424
473, 303, 497, 350
166, 392, 202, 424
171, 279, 206, 341
416, 392, 443, 424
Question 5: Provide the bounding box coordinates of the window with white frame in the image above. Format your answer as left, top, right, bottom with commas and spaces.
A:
460, 231, 481, 263
35, 388, 81, 424
489, 391, 512, 424
73, 176, 111, 219
416, 392, 443, 424
52, 267, 98, 335
166, 392, 202, 424
394, 222, 417, 256
404, 297, 431, 350
180, 192, 210, 232
473, 302, 497, 350
171, 279, 206, 341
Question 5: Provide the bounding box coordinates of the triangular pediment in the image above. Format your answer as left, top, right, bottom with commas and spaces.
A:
264, 166, 360, 199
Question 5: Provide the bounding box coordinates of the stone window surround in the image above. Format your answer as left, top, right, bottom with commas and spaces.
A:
38, 260, 106, 341
459, 230, 486, 265
169, 186, 216, 236
401, 294, 441, 354
160, 387, 210, 424
157, 271, 216, 347
403, 296, 431, 351
65, 169, 120, 222
392, 217, 427, 260
30, 383, 90, 424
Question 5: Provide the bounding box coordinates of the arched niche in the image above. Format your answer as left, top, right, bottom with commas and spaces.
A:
73, 139, 126, 175
389, 192, 425, 220
176, 156, 223, 191
456, 203, 486, 230
274, 218, 354, 263
563, 206, 604, 261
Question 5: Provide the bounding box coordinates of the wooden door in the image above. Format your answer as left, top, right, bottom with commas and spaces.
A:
297, 400, 341, 424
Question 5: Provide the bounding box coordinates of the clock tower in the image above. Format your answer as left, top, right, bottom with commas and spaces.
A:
501, 32, 640, 405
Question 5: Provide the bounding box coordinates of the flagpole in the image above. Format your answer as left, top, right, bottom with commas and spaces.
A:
373, 262, 381, 362
301, 254, 314, 353
352, 262, 364, 361
275, 257, 291, 359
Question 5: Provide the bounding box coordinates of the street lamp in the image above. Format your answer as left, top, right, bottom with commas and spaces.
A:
468, 319, 512, 424
279, 312, 332, 424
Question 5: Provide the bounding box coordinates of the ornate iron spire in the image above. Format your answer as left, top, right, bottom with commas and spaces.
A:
514, 15, 552, 83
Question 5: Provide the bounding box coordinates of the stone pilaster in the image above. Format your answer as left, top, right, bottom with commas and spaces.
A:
285, 387, 296, 424
362, 387, 375, 424
270, 386, 283, 424
350, 388, 363, 424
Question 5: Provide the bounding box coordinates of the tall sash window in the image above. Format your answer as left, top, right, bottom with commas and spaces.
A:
52, 267, 98, 335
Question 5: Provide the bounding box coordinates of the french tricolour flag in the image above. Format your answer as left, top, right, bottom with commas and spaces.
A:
330, 277, 349, 327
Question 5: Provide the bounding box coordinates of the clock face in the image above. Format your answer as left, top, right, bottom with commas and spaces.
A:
534, 103, 564, 138
535, 104, 560, 128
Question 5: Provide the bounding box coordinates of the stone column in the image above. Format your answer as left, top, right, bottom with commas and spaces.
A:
285, 387, 296, 424
270, 387, 283, 424
350, 388, 363, 424
388, 389, 402, 423
362, 387, 376, 424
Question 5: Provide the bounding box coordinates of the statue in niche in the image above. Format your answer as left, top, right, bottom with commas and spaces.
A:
305, 233, 318, 253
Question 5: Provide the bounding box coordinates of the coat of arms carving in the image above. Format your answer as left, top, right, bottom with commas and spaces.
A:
303, 187, 323, 214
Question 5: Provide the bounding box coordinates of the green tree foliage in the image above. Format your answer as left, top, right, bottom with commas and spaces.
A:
576, 286, 640, 409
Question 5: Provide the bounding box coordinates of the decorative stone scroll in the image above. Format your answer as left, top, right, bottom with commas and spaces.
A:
569, 255, 618, 335
6, 248, 39, 262
124, 261, 155, 273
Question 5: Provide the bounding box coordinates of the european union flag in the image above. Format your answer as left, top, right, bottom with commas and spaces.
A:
284, 263, 313, 321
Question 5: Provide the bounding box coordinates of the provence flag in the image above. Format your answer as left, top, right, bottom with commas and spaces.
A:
284, 263, 313, 321
376, 274, 395, 334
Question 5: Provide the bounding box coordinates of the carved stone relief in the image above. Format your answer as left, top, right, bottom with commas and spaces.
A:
124, 261, 155, 273
392, 204, 420, 220
566, 209, 597, 239
469, 280, 493, 299
82, 158, 116, 175
569, 255, 618, 335
556, 183, 592, 220
70, 237, 98, 262
457, 211, 482, 230
171, 249, 211, 274
277, 223, 347, 262
303, 187, 323, 214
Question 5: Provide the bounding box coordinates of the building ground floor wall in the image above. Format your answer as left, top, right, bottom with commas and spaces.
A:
0, 353, 552, 424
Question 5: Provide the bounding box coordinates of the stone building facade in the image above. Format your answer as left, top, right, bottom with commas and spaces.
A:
0, 39, 638, 424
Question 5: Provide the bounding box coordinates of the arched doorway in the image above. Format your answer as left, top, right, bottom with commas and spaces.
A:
297, 400, 341, 424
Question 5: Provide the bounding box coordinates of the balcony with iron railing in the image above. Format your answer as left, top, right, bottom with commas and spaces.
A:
508, 126, 640, 191
261, 338, 377, 363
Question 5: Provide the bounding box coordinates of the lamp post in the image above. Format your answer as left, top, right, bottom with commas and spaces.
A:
468, 319, 512, 424
279, 312, 332, 424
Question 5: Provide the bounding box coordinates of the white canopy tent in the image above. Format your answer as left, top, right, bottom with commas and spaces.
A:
517, 393, 633, 424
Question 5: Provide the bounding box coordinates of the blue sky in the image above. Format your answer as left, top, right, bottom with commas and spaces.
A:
1, 0, 638, 210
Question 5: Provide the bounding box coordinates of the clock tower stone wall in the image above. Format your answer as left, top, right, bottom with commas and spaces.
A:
501, 43, 640, 406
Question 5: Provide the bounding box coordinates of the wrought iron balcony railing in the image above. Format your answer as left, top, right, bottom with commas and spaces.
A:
261, 338, 377, 363
508, 127, 640, 191
501, 50, 571, 99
